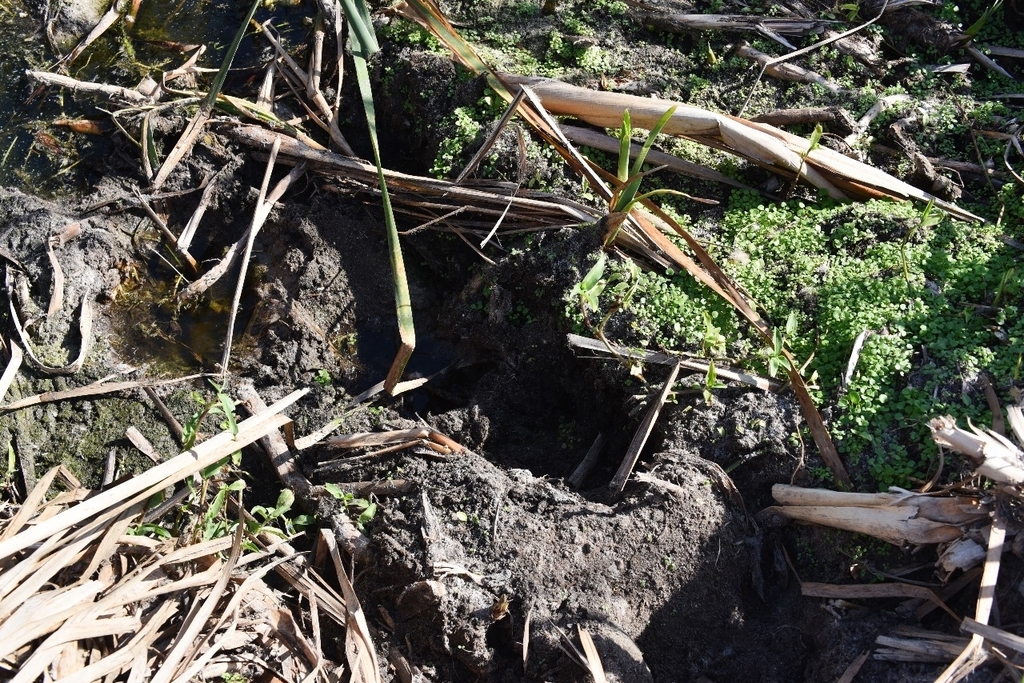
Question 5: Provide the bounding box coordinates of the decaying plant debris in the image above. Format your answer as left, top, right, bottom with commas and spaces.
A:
1, 0, 1024, 679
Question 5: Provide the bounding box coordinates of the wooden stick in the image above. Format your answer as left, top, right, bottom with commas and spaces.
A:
961, 617, 1024, 655
568, 433, 604, 489
734, 41, 842, 92
25, 70, 154, 105
934, 508, 1006, 683
609, 361, 681, 494
1, 374, 203, 413
221, 138, 291, 377
237, 383, 312, 497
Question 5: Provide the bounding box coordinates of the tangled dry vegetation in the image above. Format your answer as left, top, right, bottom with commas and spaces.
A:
1, 0, 1024, 679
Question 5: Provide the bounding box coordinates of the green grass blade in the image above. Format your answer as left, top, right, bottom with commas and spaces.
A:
340, 0, 378, 54
617, 111, 631, 182
204, 0, 261, 111
629, 105, 676, 178
345, 2, 416, 393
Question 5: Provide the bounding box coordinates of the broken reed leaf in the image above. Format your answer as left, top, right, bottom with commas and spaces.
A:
5, 265, 94, 376
320, 529, 382, 683
0, 343, 23, 404
836, 651, 870, 683
577, 626, 608, 683
57, 0, 129, 72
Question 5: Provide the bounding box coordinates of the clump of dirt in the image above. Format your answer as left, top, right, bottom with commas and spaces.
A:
205, 169, 920, 680
310, 443, 877, 682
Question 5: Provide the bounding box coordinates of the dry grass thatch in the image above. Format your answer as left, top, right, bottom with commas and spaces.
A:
0, 388, 384, 683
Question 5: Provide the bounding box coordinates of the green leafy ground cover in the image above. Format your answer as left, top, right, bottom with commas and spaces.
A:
391, 0, 1024, 490
610, 189, 1024, 489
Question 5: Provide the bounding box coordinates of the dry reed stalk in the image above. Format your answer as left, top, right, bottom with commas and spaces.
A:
496, 73, 980, 222
734, 40, 842, 92
230, 124, 598, 233
933, 508, 1007, 683
25, 70, 155, 105
0, 388, 306, 561
253, 19, 354, 155
567, 333, 780, 391
0, 374, 202, 414
219, 138, 303, 377
766, 484, 988, 545
321, 529, 382, 683
131, 189, 199, 273
930, 415, 1024, 485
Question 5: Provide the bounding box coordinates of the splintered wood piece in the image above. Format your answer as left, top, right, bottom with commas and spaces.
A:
934, 508, 1007, 683
609, 361, 681, 494
961, 617, 1024, 656
764, 502, 966, 545
802, 582, 959, 621
930, 415, 1024, 485
873, 633, 967, 662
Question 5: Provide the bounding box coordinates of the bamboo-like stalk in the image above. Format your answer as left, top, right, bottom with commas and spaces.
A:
495, 72, 981, 221
766, 484, 989, 545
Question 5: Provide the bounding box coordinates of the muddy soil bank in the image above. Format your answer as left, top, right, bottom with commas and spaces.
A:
1, 174, 1012, 682
1, 0, 1019, 674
